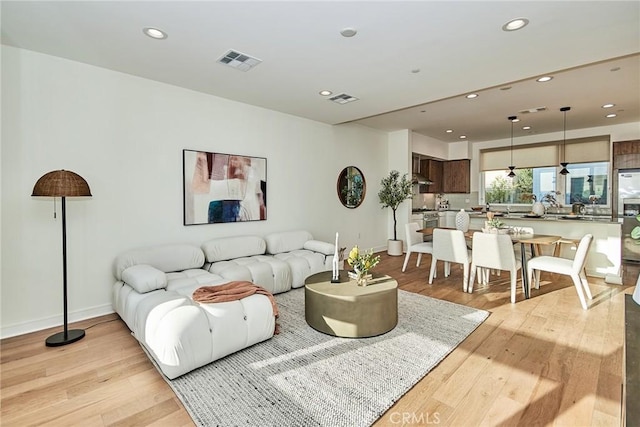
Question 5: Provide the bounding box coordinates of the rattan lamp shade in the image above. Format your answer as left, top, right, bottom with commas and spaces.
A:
32, 170, 92, 197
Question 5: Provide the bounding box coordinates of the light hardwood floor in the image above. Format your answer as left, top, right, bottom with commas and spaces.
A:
1, 253, 635, 426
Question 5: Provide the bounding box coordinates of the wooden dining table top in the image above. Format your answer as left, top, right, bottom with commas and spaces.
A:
418, 227, 561, 245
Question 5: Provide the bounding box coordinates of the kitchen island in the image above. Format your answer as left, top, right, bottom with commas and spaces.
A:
466, 213, 621, 282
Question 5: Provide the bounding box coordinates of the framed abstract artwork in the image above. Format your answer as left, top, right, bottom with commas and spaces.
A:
183, 149, 267, 225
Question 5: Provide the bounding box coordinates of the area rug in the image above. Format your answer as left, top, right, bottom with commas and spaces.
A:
166, 288, 489, 427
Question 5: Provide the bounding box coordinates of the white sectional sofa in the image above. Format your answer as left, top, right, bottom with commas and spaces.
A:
112, 230, 337, 379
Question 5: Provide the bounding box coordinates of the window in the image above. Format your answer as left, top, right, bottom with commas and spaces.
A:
484, 167, 556, 204
480, 136, 610, 207
482, 163, 610, 206
565, 162, 608, 205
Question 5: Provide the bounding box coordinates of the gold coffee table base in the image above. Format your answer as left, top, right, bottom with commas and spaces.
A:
304, 271, 398, 338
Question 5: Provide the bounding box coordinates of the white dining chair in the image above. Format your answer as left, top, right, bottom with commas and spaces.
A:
428, 228, 471, 292
468, 232, 524, 303
402, 222, 433, 272
526, 234, 593, 310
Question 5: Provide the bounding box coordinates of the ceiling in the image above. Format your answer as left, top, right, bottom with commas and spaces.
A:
2, 1, 639, 143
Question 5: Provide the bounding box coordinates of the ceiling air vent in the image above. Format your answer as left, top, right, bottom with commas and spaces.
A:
329, 93, 359, 104
217, 50, 262, 72
518, 106, 547, 114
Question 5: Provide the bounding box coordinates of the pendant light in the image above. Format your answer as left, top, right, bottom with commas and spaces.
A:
507, 115, 517, 178
559, 106, 571, 175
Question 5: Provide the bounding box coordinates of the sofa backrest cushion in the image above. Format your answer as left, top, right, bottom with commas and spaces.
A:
114, 244, 205, 280
265, 230, 313, 254
202, 235, 266, 262
121, 264, 167, 293
303, 240, 335, 256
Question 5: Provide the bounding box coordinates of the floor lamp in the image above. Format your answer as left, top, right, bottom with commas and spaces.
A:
32, 170, 92, 346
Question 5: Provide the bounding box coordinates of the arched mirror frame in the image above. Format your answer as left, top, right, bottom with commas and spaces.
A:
337, 166, 366, 209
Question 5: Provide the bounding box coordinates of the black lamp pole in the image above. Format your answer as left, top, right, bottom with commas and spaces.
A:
46, 196, 85, 346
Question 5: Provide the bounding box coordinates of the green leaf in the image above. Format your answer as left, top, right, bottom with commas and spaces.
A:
631, 226, 640, 240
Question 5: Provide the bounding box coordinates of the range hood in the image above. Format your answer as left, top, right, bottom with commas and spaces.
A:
412, 154, 433, 185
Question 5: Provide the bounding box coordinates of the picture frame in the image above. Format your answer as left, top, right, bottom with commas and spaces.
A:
183, 149, 267, 225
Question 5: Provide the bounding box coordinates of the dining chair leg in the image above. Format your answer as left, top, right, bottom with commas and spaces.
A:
402, 251, 412, 272
571, 272, 589, 310
510, 268, 517, 303
580, 269, 593, 300
468, 264, 477, 293
526, 266, 535, 294
462, 262, 469, 292
416, 253, 423, 267
444, 261, 451, 277
428, 259, 437, 284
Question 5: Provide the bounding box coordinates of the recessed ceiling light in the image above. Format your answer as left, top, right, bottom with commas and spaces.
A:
512, 118, 520, 123
143, 27, 167, 40
502, 18, 529, 32
602, 103, 615, 108
459, 135, 467, 139
446, 129, 454, 133
340, 27, 357, 37
606, 113, 617, 118
465, 93, 478, 99
523, 126, 531, 130
536, 76, 553, 82
319, 90, 332, 96
411, 68, 421, 74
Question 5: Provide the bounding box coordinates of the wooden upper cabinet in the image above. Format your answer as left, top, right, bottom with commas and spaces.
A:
442, 159, 470, 193
614, 140, 640, 170
419, 159, 442, 193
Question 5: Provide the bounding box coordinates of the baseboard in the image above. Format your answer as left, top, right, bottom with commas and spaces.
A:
1, 303, 115, 339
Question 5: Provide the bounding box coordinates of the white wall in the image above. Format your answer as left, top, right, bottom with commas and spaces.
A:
411, 132, 447, 159
0, 47, 390, 338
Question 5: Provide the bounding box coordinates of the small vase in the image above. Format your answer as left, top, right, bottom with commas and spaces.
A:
455, 209, 470, 232
357, 274, 368, 286
532, 201, 545, 216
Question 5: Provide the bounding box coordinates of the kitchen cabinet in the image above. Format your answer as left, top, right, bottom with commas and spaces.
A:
614, 140, 640, 170
419, 159, 442, 193
442, 159, 470, 193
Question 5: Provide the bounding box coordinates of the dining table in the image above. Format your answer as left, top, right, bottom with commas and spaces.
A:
419, 227, 561, 298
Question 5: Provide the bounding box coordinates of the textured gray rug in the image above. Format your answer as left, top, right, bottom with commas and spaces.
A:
166, 288, 489, 427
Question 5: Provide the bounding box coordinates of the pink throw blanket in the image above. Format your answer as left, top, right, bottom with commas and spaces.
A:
192, 281, 280, 334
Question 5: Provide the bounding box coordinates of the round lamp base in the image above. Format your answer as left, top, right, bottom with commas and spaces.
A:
45, 329, 85, 347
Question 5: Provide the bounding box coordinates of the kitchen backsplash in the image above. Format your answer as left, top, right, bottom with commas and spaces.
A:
412, 191, 478, 210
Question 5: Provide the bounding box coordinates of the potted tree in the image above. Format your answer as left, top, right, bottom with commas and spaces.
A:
378, 170, 413, 256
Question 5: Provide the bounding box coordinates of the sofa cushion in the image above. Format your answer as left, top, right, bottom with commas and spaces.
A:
265, 230, 313, 254
114, 244, 205, 280
121, 264, 167, 293
207, 256, 292, 294
202, 235, 266, 262
303, 239, 335, 256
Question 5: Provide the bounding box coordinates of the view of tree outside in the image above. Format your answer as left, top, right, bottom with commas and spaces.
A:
484, 162, 609, 206
484, 169, 534, 204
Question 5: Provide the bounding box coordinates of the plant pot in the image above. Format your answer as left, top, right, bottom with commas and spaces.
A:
387, 239, 403, 256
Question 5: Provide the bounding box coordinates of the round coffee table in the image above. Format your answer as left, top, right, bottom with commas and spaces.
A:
304, 271, 398, 338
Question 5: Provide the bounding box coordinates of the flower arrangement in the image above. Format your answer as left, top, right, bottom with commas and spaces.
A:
347, 245, 380, 277
487, 218, 505, 229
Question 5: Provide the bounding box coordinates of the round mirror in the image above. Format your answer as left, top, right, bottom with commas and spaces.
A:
337, 166, 366, 208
